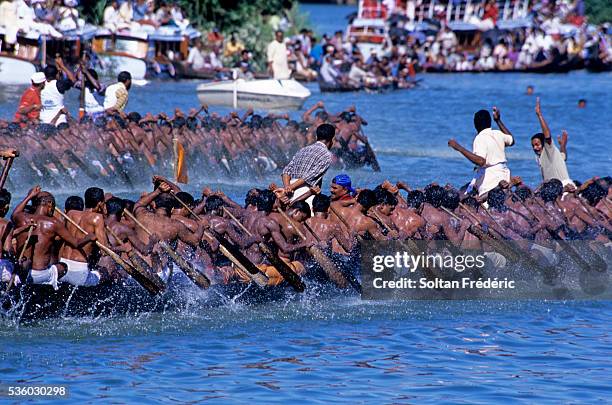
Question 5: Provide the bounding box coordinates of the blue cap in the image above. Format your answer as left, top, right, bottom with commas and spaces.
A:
332, 174, 355, 194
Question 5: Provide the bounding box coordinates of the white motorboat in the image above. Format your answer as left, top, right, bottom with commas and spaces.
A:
196, 79, 311, 111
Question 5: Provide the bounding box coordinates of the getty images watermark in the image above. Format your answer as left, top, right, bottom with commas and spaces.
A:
360, 241, 611, 300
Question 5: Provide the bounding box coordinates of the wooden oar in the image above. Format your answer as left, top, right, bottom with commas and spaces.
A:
4, 224, 34, 295
443, 205, 557, 282
56, 208, 164, 294
275, 207, 348, 288
532, 198, 606, 273
0, 157, 15, 189
123, 209, 210, 289
169, 192, 268, 288
104, 224, 165, 290
222, 207, 305, 292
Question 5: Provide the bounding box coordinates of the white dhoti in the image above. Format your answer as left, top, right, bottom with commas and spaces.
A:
59, 258, 101, 287
0, 259, 20, 285
30, 265, 59, 290
289, 179, 315, 210
468, 162, 510, 196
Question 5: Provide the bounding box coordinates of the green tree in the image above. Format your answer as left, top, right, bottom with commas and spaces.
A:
585, 0, 612, 25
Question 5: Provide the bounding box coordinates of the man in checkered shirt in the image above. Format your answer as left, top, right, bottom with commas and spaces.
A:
279, 123, 335, 206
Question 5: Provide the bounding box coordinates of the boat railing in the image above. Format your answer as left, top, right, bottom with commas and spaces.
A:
405, 0, 530, 24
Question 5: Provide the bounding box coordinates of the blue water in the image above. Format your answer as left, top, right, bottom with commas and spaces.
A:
1, 4, 612, 403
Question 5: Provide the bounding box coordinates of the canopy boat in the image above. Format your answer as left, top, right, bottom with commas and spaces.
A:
346, 1, 390, 57
196, 78, 311, 110
92, 26, 200, 80
0, 27, 94, 84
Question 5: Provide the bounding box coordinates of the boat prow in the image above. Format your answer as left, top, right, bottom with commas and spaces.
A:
196, 79, 311, 111
0, 55, 37, 85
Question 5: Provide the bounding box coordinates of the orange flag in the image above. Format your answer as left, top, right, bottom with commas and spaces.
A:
173, 137, 188, 184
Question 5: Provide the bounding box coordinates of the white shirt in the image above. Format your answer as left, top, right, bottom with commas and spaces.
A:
473, 127, 513, 166
472, 127, 513, 195
266, 39, 290, 80
85, 88, 104, 115
40, 80, 66, 125
187, 47, 205, 70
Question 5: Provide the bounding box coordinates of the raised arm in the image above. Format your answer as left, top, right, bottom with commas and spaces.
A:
558, 130, 568, 160
492, 106, 514, 145
534, 97, 551, 142
11, 186, 41, 223
134, 187, 164, 215
302, 101, 324, 123
448, 139, 486, 167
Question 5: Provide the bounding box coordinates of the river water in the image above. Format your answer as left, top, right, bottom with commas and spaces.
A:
1, 4, 611, 403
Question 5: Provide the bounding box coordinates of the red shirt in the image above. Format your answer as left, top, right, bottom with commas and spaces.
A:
14, 86, 41, 123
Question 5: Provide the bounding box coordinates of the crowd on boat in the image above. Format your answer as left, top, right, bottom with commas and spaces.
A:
301, 0, 612, 88
0, 97, 610, 300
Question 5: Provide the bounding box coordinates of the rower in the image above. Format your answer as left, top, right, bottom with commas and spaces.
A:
59, 187, 112, 286
17, 191, 96, 289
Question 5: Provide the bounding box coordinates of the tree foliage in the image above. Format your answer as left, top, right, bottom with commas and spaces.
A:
585, 0, 612, 25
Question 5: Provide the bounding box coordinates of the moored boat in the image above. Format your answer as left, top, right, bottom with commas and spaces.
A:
196, 78, 311, 110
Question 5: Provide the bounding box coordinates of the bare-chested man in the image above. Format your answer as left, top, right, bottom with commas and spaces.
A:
255, 190, 311, 285
305, 194, 352, 254
59, 187, 111, 286
133, 181, 204, 281
13, 191, 96, 289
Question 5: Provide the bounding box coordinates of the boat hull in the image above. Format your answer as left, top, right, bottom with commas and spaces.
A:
0, 56, 37, 85
97, 54, 147, 80
196, 79, 311, 111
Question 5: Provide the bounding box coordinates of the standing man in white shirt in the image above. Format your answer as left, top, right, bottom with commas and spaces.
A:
267, 30, 291, 80
447, 107, 515, 196
40, 56, 76, 126
104, 71, 132, 113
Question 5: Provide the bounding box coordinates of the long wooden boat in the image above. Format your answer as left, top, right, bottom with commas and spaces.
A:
1, 279, 297, 323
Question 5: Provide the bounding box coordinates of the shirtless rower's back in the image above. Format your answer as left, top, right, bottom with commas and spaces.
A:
59, 187, 110, 286
25, 192, 95, 289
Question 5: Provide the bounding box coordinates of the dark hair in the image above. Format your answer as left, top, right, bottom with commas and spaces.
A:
442, 188, 460, 210
43, 65, 58, 80
204, 195, 224, 213
515, 186, 532, 201
154, 193, 175, 215
245, 188, 260, 208
118, 71, 132, 83
128, 112, 142, 123
406, 190, 424, 209
0, 188, 11, 208
580, 183, 606, 206
487, 188, 506, 209
256, 190, 276, 213
64, 195, 84, 212
461, 196, 479, 209
122, 199, 135, 213
84, 187, 105, 208
376, 189, 398, 207
316, 123, 335, 142
312, 194, 331, 213
356, 189, 377, 210
473, 110, 492, 133
290, 200, 311, 218
173, 117, 186, 129
175, 192, 194, 208
424, 185, 445, 208
315, 111, 329, 121
531, 132, 545, 145
540, 181, 561, 203
106, 197, 125, 216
